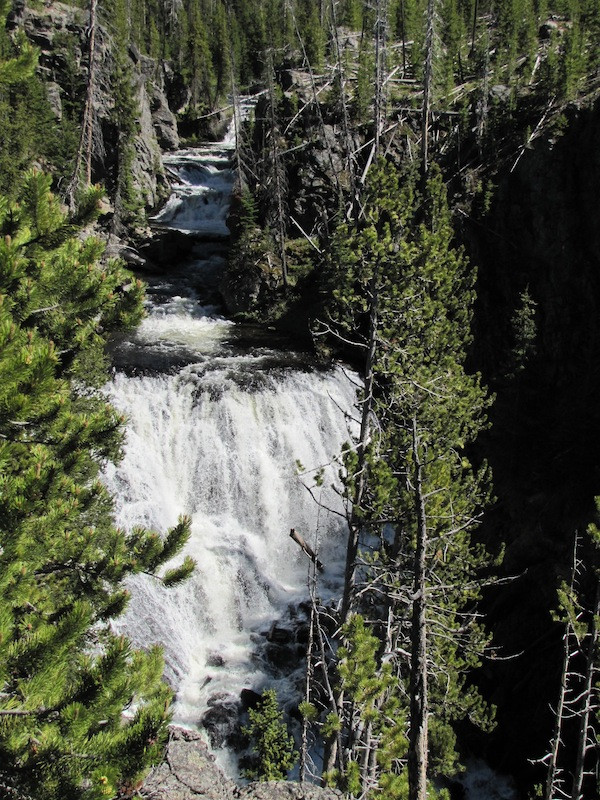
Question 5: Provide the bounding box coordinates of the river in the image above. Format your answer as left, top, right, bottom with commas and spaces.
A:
102, 110, 356, 774
102, 109, 516, 799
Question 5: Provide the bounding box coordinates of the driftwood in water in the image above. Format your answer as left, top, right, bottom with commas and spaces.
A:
289, 528, 324, 572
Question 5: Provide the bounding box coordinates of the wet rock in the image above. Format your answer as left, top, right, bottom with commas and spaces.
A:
264, 642, 303, 673
240, 688, 262, 710
295, 624, 310, 645
266, 624, 294, 645
201, 693, 241, 749
207, 652, 226, 667
138, 228, 197, 268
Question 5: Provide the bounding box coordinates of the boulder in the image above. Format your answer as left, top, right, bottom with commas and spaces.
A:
266, 624, 295, 645
240, 688, 262, 710
201, 693, 241, 749
207, 652, 226, 668
264, 642, 303, 673
45, 82, 62, 120
150, 83, 181, 150
142, 728, 231, 800
141, 726, 345, 800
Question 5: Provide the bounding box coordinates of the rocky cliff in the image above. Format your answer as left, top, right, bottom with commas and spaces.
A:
8, 0, 179, 212
143, 728, 343, 800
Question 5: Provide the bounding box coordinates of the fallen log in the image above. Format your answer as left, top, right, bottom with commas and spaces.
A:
289, 528, 324, 573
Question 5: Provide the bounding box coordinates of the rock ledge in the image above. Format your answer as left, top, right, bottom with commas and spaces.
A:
142, 727, 343, 800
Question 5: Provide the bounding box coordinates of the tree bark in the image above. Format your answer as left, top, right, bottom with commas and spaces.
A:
65, 0, 97, 209
421, 0, 436, 174
374, 0, 388, 157
324, 267, 380, 781
545, 533, 579, 800
571, 579, 599, 800
290, 528, 324, 572
340, 269, 379, 625
408, 416, 429, 800
266, 48, 288, 289
470, 0, 479, 57
328, 0, 360, 219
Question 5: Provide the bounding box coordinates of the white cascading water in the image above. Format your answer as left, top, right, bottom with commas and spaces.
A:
103, 104, 357, 769
104, 104, 515, 799
104, 361, 356, 716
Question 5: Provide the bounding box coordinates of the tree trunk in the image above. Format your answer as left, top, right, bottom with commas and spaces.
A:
400, 0, 406, 72
374, 0, 388, 157
421, 0, 436, 174
328, 0, 360, 219
84, 0, 97, 185
470, 0, 479, 57
266, 48, 288, 289
408, 416, 429, 800
476, 9, 491, 149
300, 603, 315, 782
340, 269, 379, 624
545, 533, 579, 800
65, 0, 97, 209
571, 579, 600, 800
325, 268, 380, 780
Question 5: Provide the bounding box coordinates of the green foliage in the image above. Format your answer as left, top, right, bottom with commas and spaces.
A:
0, 0, 37, 87
107, 0, 144, 231
322, 159, 494, 795
298, 700, 317, 721
354, 36, 374, 122
340, 0, 363, 29
181, 0, 215, 109
508, 287, 537, 377
242, 689, 298, 781
0, 171, 194, 799
296, 0, 326, 69
338, 615, 409, 791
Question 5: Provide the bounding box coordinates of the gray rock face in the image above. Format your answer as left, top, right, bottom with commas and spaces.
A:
9, 1, 179, 212
143, 728, 231, 800
142, 727, 344, 800
239, 783, 344, 800
149, 82, 181, 150
45, 81, 63, 120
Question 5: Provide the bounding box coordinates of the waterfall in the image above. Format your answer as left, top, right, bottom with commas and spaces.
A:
104, 363, 355, 724
104, 108, 358, 749
104, 103, 516, 800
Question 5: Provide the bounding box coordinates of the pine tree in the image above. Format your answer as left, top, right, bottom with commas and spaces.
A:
328, 614, 409, 797
321, 159, 493, 799
109, 0, 144, 232
0, 172, 194, 800
243, 689, 298, 781
542, 524, 599, 800
182, 0, 216, 109
297, 0, 327, 69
